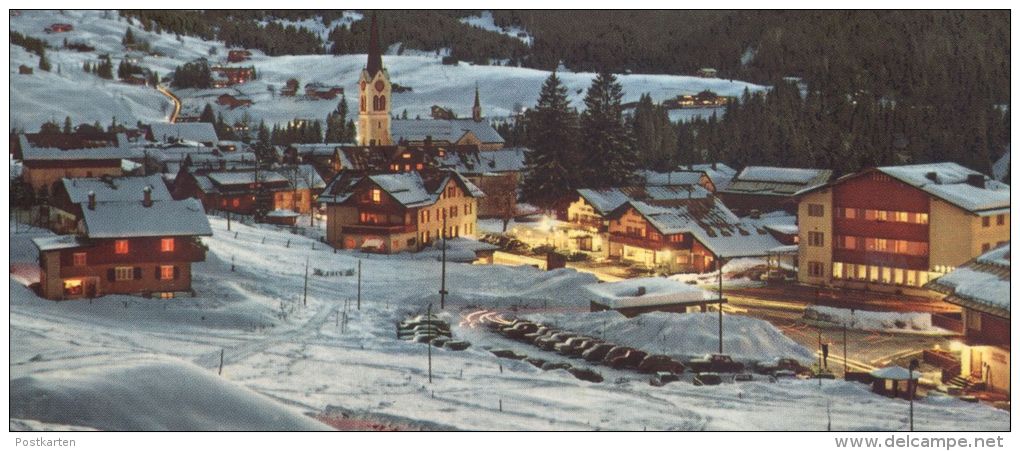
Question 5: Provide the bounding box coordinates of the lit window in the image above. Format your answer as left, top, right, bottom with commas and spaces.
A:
115, 266, 134, 281
63, 279, 83, 296
232, 199, 240, 207
160, 265, 175, 280
371, 189, 381, 203
115, 240, 129, 254
73, 252, 87, 266
161, 238, 175, 252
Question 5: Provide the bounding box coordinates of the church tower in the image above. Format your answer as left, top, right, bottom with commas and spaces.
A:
358, 14, 392, 146
471, 83, 482, 122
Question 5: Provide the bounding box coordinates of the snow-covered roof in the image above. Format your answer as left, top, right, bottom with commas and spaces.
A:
289, 143, 344, 157
21, 146, 138, 162
32, 235, 86, 251
61, 175, 172, 204
149, 123, 219, 145
620, 198, 783, 258
267, 209, 301, 218
577, 185, 711, 216
928, 244, 1009, 318
992, 148, 1010, 182
722, 166, 832, 197
80, 198, 212, 238
391, 119, 504, 144
207, 171, 289, 186
639, 170, 706, 187
438, 147, 528, 174
319, 170, 483, 207
876, 163, 1010, 214
681, 163, 737, 191
870, 366, 920, 380
275, 165, 326, 190
585, 277, 713, 309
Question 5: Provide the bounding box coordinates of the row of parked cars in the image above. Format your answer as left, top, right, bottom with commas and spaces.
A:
398, 314, 471, 351
488, 319, 689, 385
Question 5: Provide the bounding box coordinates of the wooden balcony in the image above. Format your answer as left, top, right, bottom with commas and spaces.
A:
342, 223, 416, 235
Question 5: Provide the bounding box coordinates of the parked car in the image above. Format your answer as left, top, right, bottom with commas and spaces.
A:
753, 358, 810, 375
771, 369, 797, 381
443, 340, 471, 351
693, 372, 723, 386
637, 355, 686, 374
537, 332, 577, 351
609, 349, 648, 369
554, 336, 597, 355
501, 322, 539, 339
650, 371, 681, 387
686, 354, 744, 373
733, 373, 754, 382
526, 357, 547, 369
429, 336, 451, 347
601, 346, 635, 365
582, 343, 616, 362
489, 349, 527, 360
568, 367, 604, 383
562, 338, 603, 357
541, 361, 572, 371
523, 326, 555, 343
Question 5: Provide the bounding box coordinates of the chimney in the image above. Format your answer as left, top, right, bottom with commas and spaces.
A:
636, 286, 646, 297
925, 171, 939, 183
142, 186, 153, 207
87, 191, 96, 210
966, 174, 986, 189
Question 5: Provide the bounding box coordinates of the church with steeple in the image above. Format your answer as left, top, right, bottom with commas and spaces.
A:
355, 15, 505, 151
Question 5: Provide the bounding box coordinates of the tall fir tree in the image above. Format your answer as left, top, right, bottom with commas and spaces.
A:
521, 72, 581, 209
631, 93, 677, 170
579, 71, 636, 187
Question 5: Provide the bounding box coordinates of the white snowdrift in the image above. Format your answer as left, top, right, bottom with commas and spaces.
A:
803, 306, 951, 335
10, 357, 332, 431
527, 310, 815, 363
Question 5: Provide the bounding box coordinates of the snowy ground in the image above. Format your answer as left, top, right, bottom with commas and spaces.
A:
10, 10, 766, 131
9, 218, 1009, 431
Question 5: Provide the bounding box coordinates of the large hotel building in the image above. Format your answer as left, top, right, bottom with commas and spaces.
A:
797, 163, 1010, 294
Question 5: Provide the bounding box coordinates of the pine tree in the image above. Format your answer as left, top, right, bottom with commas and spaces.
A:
521, 72, 581, 209
632, 93, 678, 170
122, 28, 136, 46
38, 50, 51, 72
63, 116, 73, 134
579, 71, 635, 187
199, 103, 215, 124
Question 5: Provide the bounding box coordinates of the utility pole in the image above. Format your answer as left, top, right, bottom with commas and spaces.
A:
427, 303, 433, 384
909, 359, 919, 431
356, 259, 361, 310
302, 256, 309, 307
440, 215, 448, 310
843, 320, 848, 378
717, 258, 723, 354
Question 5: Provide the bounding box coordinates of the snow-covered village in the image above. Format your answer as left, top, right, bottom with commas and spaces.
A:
5, 8, 1013, 439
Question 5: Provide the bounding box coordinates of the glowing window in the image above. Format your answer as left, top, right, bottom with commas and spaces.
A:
371, 189, 382, 203
161, 238, 175, 252
115, 240, 129, 254
160, 265, 175, 280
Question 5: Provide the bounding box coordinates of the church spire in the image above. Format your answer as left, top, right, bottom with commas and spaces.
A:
472, 83, 482, 122
366, 13, 383, 78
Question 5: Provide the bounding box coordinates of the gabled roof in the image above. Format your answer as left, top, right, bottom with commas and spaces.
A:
319, 170, 484, 207
32, 235, 87, 251
927, 243, 1010, 319
207, 171, 289, 186
80, 198, 212, 238
577, 185, 711, 216
611, 197, 782, 258
721, 166, 832, 197
149, 123, 219, 145
876, 163, 1010, 214
680, 163, 737, 191
436, 147, 527, 174
391, 119, 504, 144
61, 175, 172, 204
20, 133, 138, 162
638, 170, 708, 187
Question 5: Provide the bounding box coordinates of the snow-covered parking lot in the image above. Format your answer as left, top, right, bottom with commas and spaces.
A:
9, 218, 1010, 431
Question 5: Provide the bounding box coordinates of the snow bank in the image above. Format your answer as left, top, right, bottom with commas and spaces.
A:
585, 277, 712, 308
526, 310, 814, 363
10, 358, 332, 431
804, 306, 950, 335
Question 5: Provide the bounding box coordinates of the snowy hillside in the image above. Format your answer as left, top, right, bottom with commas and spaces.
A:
10, 218, 1010, 431
9, 10, 766, 131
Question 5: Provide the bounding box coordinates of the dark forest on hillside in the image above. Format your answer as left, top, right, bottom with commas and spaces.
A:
120, 10, 1010, 177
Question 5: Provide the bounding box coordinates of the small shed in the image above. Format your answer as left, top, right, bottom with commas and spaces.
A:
264, 209, 300, 226
870, 366, 920, 399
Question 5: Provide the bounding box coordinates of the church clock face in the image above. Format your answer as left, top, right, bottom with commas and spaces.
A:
375, 80, 385, 92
